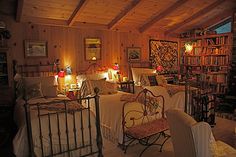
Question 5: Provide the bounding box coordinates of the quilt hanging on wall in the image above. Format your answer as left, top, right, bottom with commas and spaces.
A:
149, 40, 178, 72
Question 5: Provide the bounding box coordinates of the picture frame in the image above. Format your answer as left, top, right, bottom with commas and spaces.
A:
24, 40, 48, 58
127, 47, 141, 62
85, 38, 101, 61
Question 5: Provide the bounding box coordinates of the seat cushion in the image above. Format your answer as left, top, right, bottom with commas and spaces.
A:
125, 118, 169, 139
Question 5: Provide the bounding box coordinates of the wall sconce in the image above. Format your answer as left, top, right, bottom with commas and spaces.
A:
184, 42, 193, 54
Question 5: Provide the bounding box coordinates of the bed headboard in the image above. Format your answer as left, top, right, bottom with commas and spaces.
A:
13, 59, 60, 77
77, 63, 108, 75
13, 60, 60, 100
128, 61, 153, 82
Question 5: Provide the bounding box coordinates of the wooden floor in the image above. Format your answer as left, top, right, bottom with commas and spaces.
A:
212, 117, 236, 148
103, 117, 236, 157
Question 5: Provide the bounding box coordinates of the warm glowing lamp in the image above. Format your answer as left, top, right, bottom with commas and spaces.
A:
185, 42, 193, 54
92, 56, 97, 60
112, 63, 119, 70
58, 69, 65, 77
66, 66, 72, 75
156, 65, 163, 72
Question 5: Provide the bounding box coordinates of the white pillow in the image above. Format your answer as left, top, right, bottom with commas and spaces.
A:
140, 73, 157, 86
156, 75, 167, 87
24, 82, 43, 100
131, 68, 156, 85
77, 73, 108, 87
23, 76, 58, 98
42, 86, 58, 97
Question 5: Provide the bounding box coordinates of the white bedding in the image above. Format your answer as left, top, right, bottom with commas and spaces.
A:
144, 85, 186, 111
88, 86, 185, 144
13, 96, 98, 157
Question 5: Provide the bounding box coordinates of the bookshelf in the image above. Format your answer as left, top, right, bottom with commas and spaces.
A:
0, 47, 9, 87
228, 12, 236, 95
180, 33, 232, 94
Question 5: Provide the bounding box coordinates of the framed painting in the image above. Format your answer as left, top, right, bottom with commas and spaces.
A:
24, 40, 48, 58
127, 47, 141, 62
85, 38, 101, 61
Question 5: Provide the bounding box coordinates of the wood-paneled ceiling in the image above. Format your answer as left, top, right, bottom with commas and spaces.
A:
8, 0, 236, 35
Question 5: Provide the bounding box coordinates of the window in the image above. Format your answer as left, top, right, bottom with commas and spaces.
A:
209, 18, 232, 34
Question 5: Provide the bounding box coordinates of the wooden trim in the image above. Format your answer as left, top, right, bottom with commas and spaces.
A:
108, 0, 141, 29
67, 0, 89, 26
165, 0, 225, 35
16, 0, 24, 22
139, 0, 188, 33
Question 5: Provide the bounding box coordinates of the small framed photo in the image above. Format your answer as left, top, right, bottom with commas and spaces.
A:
127, 47, 141, 62
24, 40, 48, 58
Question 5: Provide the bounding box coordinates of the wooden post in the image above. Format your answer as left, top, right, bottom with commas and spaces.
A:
24, 103, 35, 157
94, 87, 103, 157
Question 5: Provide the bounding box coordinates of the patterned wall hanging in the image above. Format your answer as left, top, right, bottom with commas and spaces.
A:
149, 40, 178, 72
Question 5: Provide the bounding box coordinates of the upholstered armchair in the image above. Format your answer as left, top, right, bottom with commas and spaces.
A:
166, 109, 236, 157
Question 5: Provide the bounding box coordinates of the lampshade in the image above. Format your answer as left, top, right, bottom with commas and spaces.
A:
185, 43, 193, 53
58, 70, 65, 77
156, 65, 163, 72
66, 66, 72, 75
113, 63, 119, 70
92, 56, 97, 60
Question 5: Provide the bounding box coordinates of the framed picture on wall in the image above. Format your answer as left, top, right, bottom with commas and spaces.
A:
127, 47, 141, 62
24, 40, 48, 58
85, 38, 101, 61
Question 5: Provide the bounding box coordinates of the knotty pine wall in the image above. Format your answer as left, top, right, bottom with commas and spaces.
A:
1, 15, 178, 86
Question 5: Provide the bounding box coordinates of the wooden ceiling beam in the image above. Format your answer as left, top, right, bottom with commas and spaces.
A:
16, 0, 24, 22
21, 16, 108, 30
139, 0, 188, 33
201, 9, 233, 29
67, 0, 89, 27
108, 0, 141, 29
165, 0, 225, 35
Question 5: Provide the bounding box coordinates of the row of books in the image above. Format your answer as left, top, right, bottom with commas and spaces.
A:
185, 47, 229, 55
207, 74, 227, 83
192, 40, 202, 47
202, 47, 229, 55
206, 36, 229, 45
203, 56, 229, 65
184, 57, 201, 65
0, 64, 7, 74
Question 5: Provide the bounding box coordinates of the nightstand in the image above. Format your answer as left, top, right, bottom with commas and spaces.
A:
117, 80, 134, 93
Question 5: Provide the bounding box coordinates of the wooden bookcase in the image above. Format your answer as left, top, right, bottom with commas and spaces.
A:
0, 47, 9, 87
0, 47, 14, 108
180, 33, 232, 94
228, 12, 236, 95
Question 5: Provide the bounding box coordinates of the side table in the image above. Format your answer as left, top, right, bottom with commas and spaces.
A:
66, 88, 81, 100
117, 80, 134, 93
